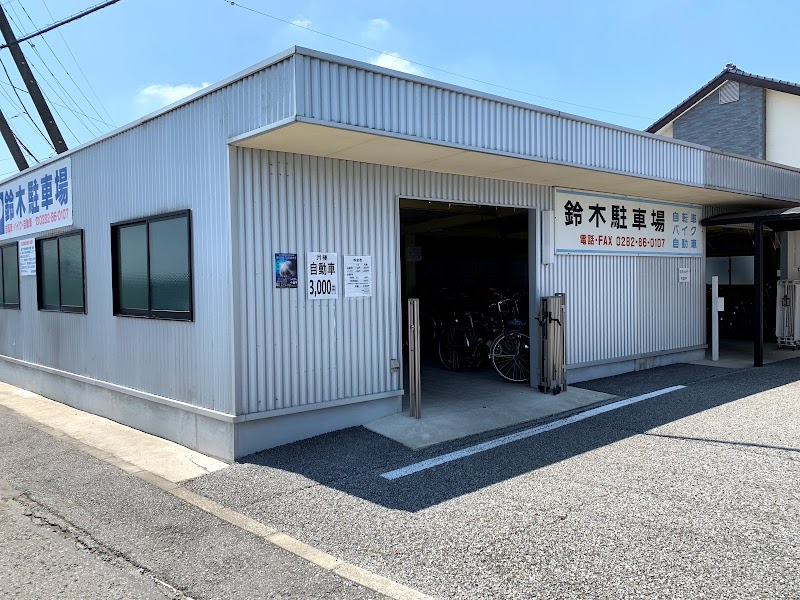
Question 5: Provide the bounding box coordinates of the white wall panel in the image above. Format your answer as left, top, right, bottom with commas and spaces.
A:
766, 90, 800, 169
538, 193, 705, 366
297, 54, 707, 187
234, 151, 706, 414
0, 57, 296, 414
233, 149, 550, 414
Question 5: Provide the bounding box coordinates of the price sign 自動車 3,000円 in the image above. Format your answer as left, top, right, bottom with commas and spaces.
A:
307, 252, 338, 300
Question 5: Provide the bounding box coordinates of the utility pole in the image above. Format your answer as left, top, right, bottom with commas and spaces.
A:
0, 4, 67, 155
0, 109, 28, 170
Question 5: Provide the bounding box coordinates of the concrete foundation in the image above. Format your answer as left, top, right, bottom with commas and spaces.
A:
367, 367, 615, 449
567, 348, 707, 383
0, 356, 236, 461
0, 355, 404, 461
234, 395, 402, 458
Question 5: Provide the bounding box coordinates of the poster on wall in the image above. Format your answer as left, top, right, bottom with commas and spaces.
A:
307, 252, 338, 300
553, 189, 703, 257
0, 157, 72, 242
344, 255, 372, 298
18, 238, 35, 276
274, 253, 298, 288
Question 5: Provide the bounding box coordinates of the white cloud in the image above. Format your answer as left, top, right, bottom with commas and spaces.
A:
291, 17, 312, 28
369, 52, 424, 76
135, 82, 211, 109
364, 18, 390, 41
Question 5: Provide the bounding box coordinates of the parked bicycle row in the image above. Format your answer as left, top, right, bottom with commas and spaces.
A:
415, 287, 532, 383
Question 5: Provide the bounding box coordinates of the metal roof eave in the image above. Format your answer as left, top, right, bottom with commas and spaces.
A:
702, 206, 800, 231
230, 118, 796, 209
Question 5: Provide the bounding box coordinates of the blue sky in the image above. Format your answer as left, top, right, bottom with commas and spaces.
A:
0, 0, 797, 177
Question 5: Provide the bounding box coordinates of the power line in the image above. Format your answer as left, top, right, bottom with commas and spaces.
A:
6, 3, 103, 141
0, 76, 109, 125
40, 0, 114, 126
223, 1, 657, 122
13, 128, 37, 161
4, 4, 86, 144
0, 54, 52, 148
17, 0, 111, 131
26, 56, 84, 144
25, 41, 103, 137
0, 3, 66, 153
0, 0, 120, 50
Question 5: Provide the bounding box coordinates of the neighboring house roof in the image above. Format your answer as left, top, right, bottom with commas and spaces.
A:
646, 65, 800, 134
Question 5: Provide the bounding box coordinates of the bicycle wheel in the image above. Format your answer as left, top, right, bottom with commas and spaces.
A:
438, 324, 469, 371
490, 331, 531, 383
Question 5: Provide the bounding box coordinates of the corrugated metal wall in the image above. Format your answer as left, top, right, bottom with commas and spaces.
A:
232, 149, 549, 414
233, 150, 706, 414
0, 57, 296, 414
706, 152, 800, 201
539, 189, 706, 365
538, 254, 705, 365
296, 54, 706, 186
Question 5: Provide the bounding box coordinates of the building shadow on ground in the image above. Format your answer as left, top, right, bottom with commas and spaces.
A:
228, 359, 800, 512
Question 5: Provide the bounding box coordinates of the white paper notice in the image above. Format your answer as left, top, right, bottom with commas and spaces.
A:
307, 252, 338, 300
18, 238, 35, 276
344, 255, 372, 298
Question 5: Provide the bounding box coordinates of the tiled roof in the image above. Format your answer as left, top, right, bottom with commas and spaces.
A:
646, 65, 800, 133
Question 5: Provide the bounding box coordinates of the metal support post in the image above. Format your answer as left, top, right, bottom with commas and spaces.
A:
711, 275, 720, 361
407, 298, 422, 418
754, 222, 764, 367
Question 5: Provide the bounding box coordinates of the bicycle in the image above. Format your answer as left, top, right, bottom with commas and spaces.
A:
437, 293, 531, 383
438, 310, 487, 371
488, 298, 531, 383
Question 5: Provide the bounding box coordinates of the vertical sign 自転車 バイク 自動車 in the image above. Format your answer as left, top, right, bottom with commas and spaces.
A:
553, 189, 703, 256
307, 252, 338, 300
0, 157, 72, 242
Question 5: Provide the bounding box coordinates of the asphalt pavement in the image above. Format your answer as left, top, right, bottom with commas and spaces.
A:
0, 407, 380, 600
188, 360, 800, 599
1, 359, 798, 599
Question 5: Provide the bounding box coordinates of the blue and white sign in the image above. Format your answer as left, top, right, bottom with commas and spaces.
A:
554, 189, 703, 257
0, 157, 72, 242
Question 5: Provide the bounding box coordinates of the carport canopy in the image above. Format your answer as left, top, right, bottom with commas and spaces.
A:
702, 206, 800, 367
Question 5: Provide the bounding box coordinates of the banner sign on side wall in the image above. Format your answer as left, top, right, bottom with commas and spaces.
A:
554, 189, 703, 257
18, 238, 35, 276
0, 157, 72, 242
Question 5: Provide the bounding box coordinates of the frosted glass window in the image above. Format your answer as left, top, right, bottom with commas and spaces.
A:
117, 224, 149, 311
731, 256, 755, 285
40, 238, 60, 309
36, 232, 84, 313
59, 234, 84, 309
112, 211, 192, 321
705, 257, 730, 285
0, 243, 19, 308
149, 217, 190, 313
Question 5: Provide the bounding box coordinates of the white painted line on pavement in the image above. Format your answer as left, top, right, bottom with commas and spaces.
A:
381, 385, 687, 480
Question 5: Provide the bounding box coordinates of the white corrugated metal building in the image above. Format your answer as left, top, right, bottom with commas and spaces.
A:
1, 47, 798, 461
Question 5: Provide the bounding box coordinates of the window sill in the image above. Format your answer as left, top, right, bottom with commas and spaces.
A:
113, 312, 193, 323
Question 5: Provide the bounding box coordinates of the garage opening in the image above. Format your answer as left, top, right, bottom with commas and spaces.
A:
368, 198, 613, 448
400, 197, 530, 385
